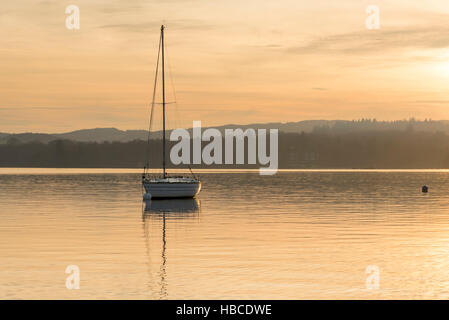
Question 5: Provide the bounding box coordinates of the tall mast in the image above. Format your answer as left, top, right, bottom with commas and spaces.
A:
161, 25, 166, 179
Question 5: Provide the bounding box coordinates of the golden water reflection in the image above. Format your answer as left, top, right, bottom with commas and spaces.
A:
3, 171, 449, 299
142, 199, 200, 299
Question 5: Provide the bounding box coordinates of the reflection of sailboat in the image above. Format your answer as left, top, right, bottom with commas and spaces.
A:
142, 199, 200, 299
142, 25, 201, 199
144, 198, 200, 214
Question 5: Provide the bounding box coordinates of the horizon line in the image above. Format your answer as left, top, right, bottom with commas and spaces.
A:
1, 118, 446, 135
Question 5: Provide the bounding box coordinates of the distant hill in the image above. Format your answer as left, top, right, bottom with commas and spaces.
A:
57, 128, 149, 143
0, 128, 149, 144
0, 133, 58, 144
2, 119, 449, 144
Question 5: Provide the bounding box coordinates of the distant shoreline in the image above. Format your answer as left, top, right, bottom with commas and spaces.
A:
3, 129, 449, 169
2, 168, 449, 175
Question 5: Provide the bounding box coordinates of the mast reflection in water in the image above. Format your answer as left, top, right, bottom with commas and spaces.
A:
142, 199, 200, 299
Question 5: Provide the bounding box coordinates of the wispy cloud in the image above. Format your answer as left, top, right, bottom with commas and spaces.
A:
286, 26, 449, 55
97, 19, 217, 33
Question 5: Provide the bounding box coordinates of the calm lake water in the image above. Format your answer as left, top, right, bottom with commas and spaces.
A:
1, 168, 449, 299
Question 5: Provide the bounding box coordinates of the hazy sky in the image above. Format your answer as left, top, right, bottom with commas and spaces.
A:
2, 0, 449, 132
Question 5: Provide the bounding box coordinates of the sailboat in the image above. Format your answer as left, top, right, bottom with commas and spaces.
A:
142, 25, 201, 199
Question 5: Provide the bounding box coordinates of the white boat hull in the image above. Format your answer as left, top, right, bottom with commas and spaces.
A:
143, 179, 201, 199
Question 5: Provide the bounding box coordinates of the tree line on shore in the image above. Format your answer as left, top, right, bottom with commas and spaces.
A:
1, 129, 449, 169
